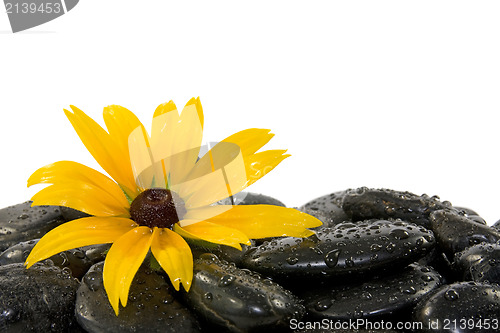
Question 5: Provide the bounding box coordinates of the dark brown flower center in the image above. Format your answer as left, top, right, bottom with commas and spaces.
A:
129, 188, 186, 229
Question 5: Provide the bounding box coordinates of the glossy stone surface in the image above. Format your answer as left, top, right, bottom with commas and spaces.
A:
75, 262, 201, 333
79, 243, 111, 264
298, 191, 351, 228
0, 263, 80, 332
342, 188, 453, 229
453, 206, 487, 225
412, 281, 500, 332
301, 263, 443, 320
240, 220, 435, 280
453, 243, 500, 284
0, 201, 65, 252
192, 243, 255, 266
183, 254, 304, 332
0, 239, 92, 279
430, 210, 500, 258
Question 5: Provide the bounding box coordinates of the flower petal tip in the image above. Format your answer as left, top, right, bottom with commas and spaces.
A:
182, 281, 191, 293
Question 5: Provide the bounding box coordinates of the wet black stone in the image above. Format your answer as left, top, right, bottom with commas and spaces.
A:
75, 262, 201, 333
191, 243, 255, 266
412, 281, 500, 332
216, 191, 286, 207
298, 191, 351, 228
183, 254, 304, 332
453, 206, 487, 225
430, 210, 500, 259
342, 188, 453, 229
301, 263, 443, 321
60, 206, 91, 221
492, 219, 500, 230
418, 249, 454, 284
453, 243, 500, 284
0, 239, 93, 279
0, 262, 80, 332
79, 243, 111, 264
240, 220, 435, 280
0, 201, 65, 252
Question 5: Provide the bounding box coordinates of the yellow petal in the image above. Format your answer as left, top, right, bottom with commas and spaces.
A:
168, 98, 204, 184
128, 121, 165, 191
178, 142, 247, 208
103, 105, 147, 198
174, 221, 250, 250
103, 226, 153, 315
31, 183, 129, 217
182, 128, 273, 198
183, 205, 233, 221
221, 128, 274, 157
202, 205, 322, 239
184, 97, 204, 129
151, 228, 193, 292
180, 147, 288, 208
25, 217, 137, 268
28, 161, 129, 208
64, 106, 138, 198
244, 150, 290, 188
153, 100, 177, 118
103, 105, 144, 155
148, 99, 204, 188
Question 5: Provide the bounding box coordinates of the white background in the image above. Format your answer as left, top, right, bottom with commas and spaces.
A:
1, 1, 500, 224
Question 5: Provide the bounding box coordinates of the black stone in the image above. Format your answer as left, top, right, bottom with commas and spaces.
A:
217, 191, 286, 207
79, 243, 111, 264
342, 188, 453, 229
0, 239, 93, 279
430, 210, 500, 258
453, 243, 500, 284
240, 220, 435, 280
418, 249, 454, 284
412, 281, 500, 332
453, 206, 487, 225
183, 254, 304, 332
492, 218, 500, 230
301, 263, 443, 320
75, 262, 201, 333
298, 191, 351, 228
0, 201, 65, 252
0, 263, 80, 332
191, 242, 255, 266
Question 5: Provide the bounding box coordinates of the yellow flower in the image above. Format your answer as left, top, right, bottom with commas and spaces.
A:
24, 98, 322, 315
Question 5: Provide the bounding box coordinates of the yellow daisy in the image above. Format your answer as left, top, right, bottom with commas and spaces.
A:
24, 98, 322, 315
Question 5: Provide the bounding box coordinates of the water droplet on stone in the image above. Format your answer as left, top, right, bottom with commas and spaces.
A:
286, 257, 298, 265
83, 271, 101, 292
390, 229, 410, 240
204, 292, 213, 301
404, 286, 417, 294
219, 275, 235, 287
345, 257, 355, 267
386, 243, 396, 253
199, 253, 218, 261
314, 299, 332, 311
361, 291, 372, 300
444, 289, 459, 301
324, 249, 340, 268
